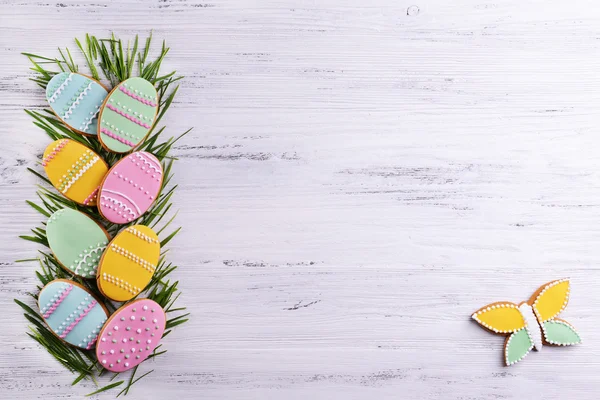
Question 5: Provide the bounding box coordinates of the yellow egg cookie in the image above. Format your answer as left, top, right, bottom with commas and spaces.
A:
42, 139, 108, 205
96, 225, 160, 301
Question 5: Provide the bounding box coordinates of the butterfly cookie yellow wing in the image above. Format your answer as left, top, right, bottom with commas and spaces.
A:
529, 279, 581, 347
471, 302, 525, 334
528, 279, 570, 323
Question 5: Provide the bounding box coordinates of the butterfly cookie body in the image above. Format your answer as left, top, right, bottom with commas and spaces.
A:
472, 279, 581, 366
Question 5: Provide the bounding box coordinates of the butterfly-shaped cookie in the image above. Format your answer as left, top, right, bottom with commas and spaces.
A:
472, 278, 581, 366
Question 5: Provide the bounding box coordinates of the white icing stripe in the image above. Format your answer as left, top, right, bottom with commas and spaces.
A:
100, 195, 137, 217
82, 108, 100, 133
102, 189, 142, 214
48, 73, 73, 103
136, 153, 162, 174
62, 82, 93, 120
62, 157, 100, 194
74, 245, 107, 275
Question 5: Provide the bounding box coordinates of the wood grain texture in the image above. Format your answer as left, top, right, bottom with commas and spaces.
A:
1, 0, 600, 398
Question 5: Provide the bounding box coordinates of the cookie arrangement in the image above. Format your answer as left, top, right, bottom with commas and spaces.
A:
35, 74, 168, 372
18, 33, 189, 396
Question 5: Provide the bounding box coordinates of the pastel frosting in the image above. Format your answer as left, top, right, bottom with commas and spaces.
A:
38, 280, 108, 349
98, 77, 158, 153
95, 299, 166, 372
97, 225, 160, 301
46, 209, 109, 278
46, 72, 108, 135
472, 279, 580, 366
98, 151, 163, 224
42, 139, 108, 206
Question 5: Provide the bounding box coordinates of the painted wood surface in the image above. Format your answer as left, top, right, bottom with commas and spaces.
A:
1, 0, 600, 398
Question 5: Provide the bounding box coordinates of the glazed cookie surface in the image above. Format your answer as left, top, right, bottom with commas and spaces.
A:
472, 279, 580, 366
46, 209, 110, 278
38, 280, 108, 349
98, 151, 163, 224
97, 225, 160, 301
46, 72, 108, 135
96, 299, 166, 372
98, 77, 158, 153
42, 139, 108, 205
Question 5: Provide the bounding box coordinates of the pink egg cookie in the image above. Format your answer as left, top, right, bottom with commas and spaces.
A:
98, 152, 163, 224
95, 299, 166, 372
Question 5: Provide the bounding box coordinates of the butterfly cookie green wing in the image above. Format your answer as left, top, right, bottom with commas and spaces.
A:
504, 328, 534, 366
542, 319, 581, 346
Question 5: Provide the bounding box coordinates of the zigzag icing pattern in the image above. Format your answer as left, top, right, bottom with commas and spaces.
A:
74, 245, 107, 275
119, 85, 157, 107
102, 189, 142, 214
83, 187, 100, 205
62, 157, 100, 194
48, 73, 73, 103
86, 335, 98, 350
82, 108, 100, 133
100, 194, 137, 218
134, 152, 162, 174
105, 104, 151, 128
62, 82, 93, 120
41, 139, 68, 167
101, 127, 135, 147
59, 300, 98, 339
42, 284, 73, 319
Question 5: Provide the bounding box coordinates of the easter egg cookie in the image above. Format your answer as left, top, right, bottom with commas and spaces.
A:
98, 151, 163, 224
46, 209, 110, 278
38, 279, 108, 349
98, 77, 159, 153
42, 139, 108, 205
96, 299, 166, 372
46, 72, 108, 135
97, 225, 160, 302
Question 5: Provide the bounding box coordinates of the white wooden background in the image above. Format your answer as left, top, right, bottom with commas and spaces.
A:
1, 0, 600, 398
